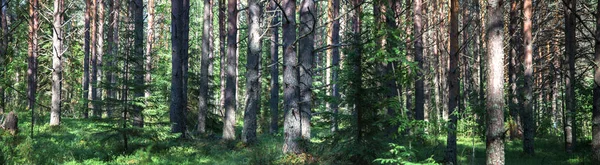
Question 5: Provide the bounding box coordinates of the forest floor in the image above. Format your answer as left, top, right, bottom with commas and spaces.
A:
0, 116, 594, 164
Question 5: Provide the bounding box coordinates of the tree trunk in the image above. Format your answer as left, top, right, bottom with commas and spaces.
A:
327, 0, 340, 133
198, 0, 212, 134
83, 0, 91, 118
242, 0, 261, 143
0, 0, 7, 115
592, 0, 600, 160
146, 0, 154, 107
50, 0, 64, 126
219, 0, 226, 117
28, 0, 39, 137
564, 0, 577, 153
222, 0, 238, 140
522, 0, 535, 155
269, 0, 280, 134
96, 0, 105, 115
299, 0, 315, 141
413, 0, 424, 121
282, 0, 302, 154
90, 0, 98, 117
446, 0, 459, 164
106, 0, 120, 117
131, 0, 144, 127
349, 0, 363, 145
170, 0, 190, 135
508, 0, 522, 140
486, 0, 505, 164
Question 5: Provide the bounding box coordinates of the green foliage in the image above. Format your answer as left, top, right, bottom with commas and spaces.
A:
375, 143, 438, 165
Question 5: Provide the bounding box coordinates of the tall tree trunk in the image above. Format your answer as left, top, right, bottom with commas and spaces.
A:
198, 0, 212, 134
508, 0, 522, 140
0, 0, 7, 114
413, 0, 424, 121
91, 0, 98, 117
146, 0, 154, 106
106, 0, 120, 117
83, 0, 91, 118
592, 0, 600, 161
242, 0, 261, 143
269, 0, 280, 134
350, 0, 363, 144
486, 0, 505, 164
564, 0, 577, 153
170, 0, 190, 135
282, 0, 302, 154
222, 0, 238, 140
522, 0, 535, 155
299, 0, 315, 141
446, 0, 459, 164
327, 0, 340, 133
219, 0, 226, 117
96, 0, 105, 115
28, 0, 39, 138
50, 0, 64, 126
132, 0, 144, 127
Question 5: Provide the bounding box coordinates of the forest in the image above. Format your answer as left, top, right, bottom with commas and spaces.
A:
1, 0, 600, 164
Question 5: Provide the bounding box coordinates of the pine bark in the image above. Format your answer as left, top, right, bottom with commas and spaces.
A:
106, 0, 120, 117
269, 0, 280, 134
170, 0, 190, 135
564, 0, 577, 153
219, 0, 226, 117
413, 0, 424, 121
28, 0, 39, 132
592, 0, 600, 161
508, 0, 522, 140
91, 0, 98, 117
83, 0, 91, 118
282, 0, 302, 154
242, 0, 261, 143
146, 0, 154, 102
486, 0, 505, 164
198, 0, 213, 134
522, 0, 535, 155
327, 0, 340, 132
96, 0, 105, 115
50, 0, 64, 126
299, 0, 315, 141
446, 0, 459, 164
132, 0, 144, 127
222, 0, 238, 140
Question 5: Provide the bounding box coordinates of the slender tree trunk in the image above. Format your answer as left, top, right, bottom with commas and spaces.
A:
50, 0, 64, 126
327, 0, 340, 133
508, 0, 522, 140
446, 0, 459, 164
106, 0, 120, 117
564, 0, 577, 153
0, 0, 7, 115
28, 0, 39, 138
282, 0, 302, 154
350, 0, 363, 144
413, 0, 424, 121
198, 0, 213, 134
522, 0, 535, 155
299, 0, 315, 141
91, 0, 98, 117
131, 0, 144, 127
219, 0, 226, 117
592, 0, 600, 160
146, 0, 154, 105
83, 0, 91, 118
486, 0, 505, 164
222, 0, 238, 140
96, 0, 105, 115
269, 0, 280, 134
170, 0, 190, 135
242, 0, 261, 143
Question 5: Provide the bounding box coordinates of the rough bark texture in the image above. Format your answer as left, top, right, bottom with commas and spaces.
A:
446, 0, 459, 164
50, 0, 64, 126
327, 0, 340, 133
242, 0, 261, 143
106, 0, 120, 117
96, 0, 104, 115
28, 0, 39, 134
299, 0, 315, 141
198, 0, 212, 134
170, 0, 190, 135
83, 0, 91, 118
269, 1, 280, 134
132, 0, 144, 127
486, 0, 505, 164
219, 0, 226, 117
90, 0, 98, 117
222, 0, 238, 140
564, 0, 577, 153
282, 0, 302, 154
593, 0, 600, 161
413, 0, 424, 121
508, 0, 522, 140
146, 0, 154, 104
522, 0, 535, 155
1, 111, 17, 135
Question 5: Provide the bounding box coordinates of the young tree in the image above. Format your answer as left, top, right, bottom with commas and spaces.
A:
28, 0, 39, 135
269, 0, 280, 134
242, 0, 261, 143
446, 0, 459, 163
486, 0, 505, 163
593, 1, 600, 161
282, 0, 302, 154
299, 0, 315, 140
170, 0, 190, 135
564, 0, 577, 153
222, 0, 238, 140
198, 0, 212, 134
50, 0, 64, 126
522, 0, 535, 155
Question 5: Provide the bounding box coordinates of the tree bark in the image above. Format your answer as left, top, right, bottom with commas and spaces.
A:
327, 0, 340, 133
28, 0, 39, 137
282, 0, 302, 154
564, 0, 577, 153
350, 0, 363, 144
446, 0, 459, 164
131, 0, 144, 127
50, 0, 64, 126
106, 0, 120, 117
146, 0, 154, 107
90, 0, 98, 117
198, 0, 212, 134
170, 0, 190, 135
508, 0, 522, 140
522, 0, 535, 155
242, 0, 261, 143
592, 0, 600, 160
413, 0, 424, 121
486, 0, 505, 164
222, 0, 238, 140
219, 0, 226, 117
83, 0, 91, 118
269, 0, 280, 134
96, 0, 105, 115
299, 0, 315, 141
0, 0, 7, 115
